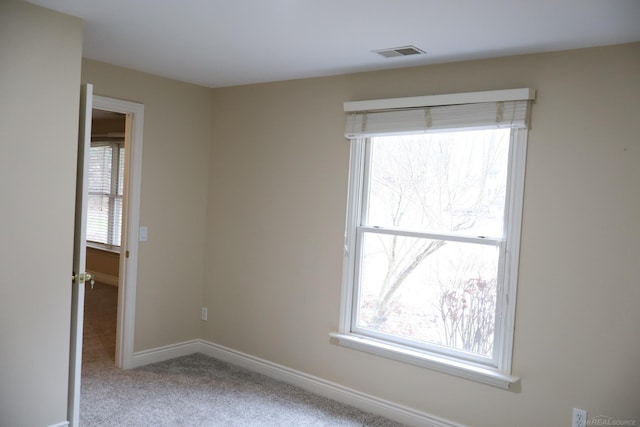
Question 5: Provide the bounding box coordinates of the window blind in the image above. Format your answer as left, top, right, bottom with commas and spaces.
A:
87, 141, 124, 248
344, 89, 534, 139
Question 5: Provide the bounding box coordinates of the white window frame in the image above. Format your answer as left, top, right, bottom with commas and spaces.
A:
330, 88, 534, 389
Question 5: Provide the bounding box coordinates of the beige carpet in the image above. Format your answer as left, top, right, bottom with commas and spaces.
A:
80, 283, 404, 426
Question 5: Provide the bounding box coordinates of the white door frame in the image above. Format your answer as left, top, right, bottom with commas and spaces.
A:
92, 95, 144, 369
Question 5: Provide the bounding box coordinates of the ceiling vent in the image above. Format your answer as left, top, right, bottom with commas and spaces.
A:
373, 45, 426, 58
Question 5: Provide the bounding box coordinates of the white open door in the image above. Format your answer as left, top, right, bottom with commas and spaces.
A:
68, 83, 93, 427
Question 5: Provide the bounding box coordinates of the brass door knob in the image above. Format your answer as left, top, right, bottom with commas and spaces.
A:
71, 272, 95, 287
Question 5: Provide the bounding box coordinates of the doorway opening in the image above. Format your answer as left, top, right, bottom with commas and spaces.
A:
83, 109, 125, 367
87, 96, 144, 371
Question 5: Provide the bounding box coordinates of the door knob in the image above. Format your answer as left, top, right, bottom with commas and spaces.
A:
71, 272, 95, 288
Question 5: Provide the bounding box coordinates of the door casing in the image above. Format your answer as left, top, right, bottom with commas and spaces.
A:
91, 95, 144, 370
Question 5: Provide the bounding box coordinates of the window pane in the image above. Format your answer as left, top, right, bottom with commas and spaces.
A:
88, 146, 112, 194
87, 194, 109, 244
113, 197, 122, 247
367, 129, 510, 237
357, 232, 499, 357
117, 146, 125, 196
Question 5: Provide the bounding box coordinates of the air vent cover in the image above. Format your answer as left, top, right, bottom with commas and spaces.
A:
373, 45, 426, 58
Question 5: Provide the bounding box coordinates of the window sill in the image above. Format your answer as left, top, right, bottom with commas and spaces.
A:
329, 332, 519, 390
86, 242, 121, 254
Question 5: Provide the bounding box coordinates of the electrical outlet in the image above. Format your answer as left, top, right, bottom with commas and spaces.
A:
201, 307, 208, 321
572, 408, 587, 427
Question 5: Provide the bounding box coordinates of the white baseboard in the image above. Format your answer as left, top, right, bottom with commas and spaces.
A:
131, 339, 464, 427
198, 340, 465, 427
131, 339, 200, 368
87, 270, 118, 287
48, 422, 69, 427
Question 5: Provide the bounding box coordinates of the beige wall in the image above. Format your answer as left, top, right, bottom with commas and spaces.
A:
86, 247, 120, 284
81, 59, 212, 351
91, 111, 125, 135
204, 43, 640, 426
0, 1, 83, 426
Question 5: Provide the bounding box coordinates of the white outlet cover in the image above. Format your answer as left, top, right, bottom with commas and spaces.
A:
572, 408, 587, 427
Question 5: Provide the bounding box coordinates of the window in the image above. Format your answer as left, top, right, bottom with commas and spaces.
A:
331, 89, 535, 389
87, 140, 125, 249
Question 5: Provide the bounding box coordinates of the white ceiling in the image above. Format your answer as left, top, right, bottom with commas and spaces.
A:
27, 0, 640, 88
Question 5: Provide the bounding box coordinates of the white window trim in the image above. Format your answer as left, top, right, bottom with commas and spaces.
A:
343, 87, 535, 112
331, 89, 533, 390
86, 241, 121, 254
